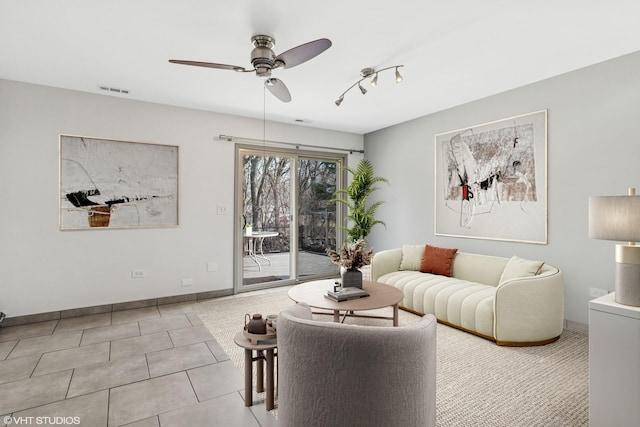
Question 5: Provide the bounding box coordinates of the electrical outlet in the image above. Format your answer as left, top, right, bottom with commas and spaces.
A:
589, 287, 608, 298
217, 205, 228, 215
131, 270, 145, 279
207, 262, 218, 272
181, 278, 194, 286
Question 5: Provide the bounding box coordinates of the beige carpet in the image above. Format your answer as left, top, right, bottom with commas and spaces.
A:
195, 287, 589, 426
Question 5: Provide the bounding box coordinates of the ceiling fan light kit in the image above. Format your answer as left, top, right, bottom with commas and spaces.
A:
335, 65, 404, 106
169, 35, 331, 103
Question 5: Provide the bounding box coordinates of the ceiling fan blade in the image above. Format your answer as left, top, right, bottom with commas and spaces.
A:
168, 60, 247, 72
265, 78, 292, 103
274, 38, 332, 69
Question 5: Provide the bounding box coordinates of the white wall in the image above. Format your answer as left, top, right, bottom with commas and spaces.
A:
0, 79, 363, 317
364, 50, 640, 327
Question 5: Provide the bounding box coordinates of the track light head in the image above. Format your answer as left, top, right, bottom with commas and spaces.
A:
370, 73, 378, 87
358, 82, 367, 95
395, 67, 403, 83
335, 95, 344, 106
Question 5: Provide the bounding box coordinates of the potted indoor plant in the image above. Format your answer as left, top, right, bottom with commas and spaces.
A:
326, 238, 373, 288
332, 159, 389, 243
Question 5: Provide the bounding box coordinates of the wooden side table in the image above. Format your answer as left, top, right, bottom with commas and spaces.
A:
233, 332, 277, 411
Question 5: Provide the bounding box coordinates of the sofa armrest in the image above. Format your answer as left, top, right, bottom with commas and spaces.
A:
494, 266, 564, 344
371, 248, 403, 281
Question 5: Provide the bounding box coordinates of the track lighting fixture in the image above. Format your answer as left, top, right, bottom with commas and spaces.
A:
370, 72, 378, 87
335, 65, 404, 106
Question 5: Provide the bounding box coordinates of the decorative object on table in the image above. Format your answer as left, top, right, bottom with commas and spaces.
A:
59, 134, 179, 230
331, 159, 389, 242
243, 313, 277, 344
341, 268, 362, 288
589, 187, 640, 306
325, 287, 370, 302
326, 238, 373, 289
434, 110, 547, 244
245, 313, 267, 334
266, 314, 278, 329
245, 223, 253, 236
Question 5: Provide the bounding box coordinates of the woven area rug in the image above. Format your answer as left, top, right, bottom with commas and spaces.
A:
195, 287, 589, 426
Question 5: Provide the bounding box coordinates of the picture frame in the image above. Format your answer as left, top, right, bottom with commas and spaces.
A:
59, 134, 179, 230
434, 110, 547, 244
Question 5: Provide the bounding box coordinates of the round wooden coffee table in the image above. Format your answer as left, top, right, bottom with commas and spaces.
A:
288, 279, 403, 326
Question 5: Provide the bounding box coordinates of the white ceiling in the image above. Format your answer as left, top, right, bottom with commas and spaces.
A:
2, 0, 640, 135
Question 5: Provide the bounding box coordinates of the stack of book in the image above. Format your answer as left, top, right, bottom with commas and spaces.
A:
325, 287, 370, 302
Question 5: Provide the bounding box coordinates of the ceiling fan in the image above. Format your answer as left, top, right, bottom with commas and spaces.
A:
169, 35, 332, 103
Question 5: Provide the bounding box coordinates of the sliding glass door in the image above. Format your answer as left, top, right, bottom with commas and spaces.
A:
235, 146, 343, 292
296, 157, 339, 280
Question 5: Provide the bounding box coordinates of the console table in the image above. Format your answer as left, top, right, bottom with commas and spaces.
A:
589, 292, 640, 426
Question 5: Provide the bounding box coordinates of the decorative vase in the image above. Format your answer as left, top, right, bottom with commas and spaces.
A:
245, 225, 253, 236
341, 268, 363, 289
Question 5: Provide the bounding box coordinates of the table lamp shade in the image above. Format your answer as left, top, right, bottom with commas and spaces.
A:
588, 190, 640, 306
588, 195, 640, 242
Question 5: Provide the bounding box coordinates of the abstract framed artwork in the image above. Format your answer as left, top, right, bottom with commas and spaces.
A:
59, 134, 179, 230
434, 110, 547, 244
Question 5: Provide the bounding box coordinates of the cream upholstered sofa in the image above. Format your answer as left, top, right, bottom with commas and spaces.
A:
277, 302, 437, 427
371, 245, 564, 346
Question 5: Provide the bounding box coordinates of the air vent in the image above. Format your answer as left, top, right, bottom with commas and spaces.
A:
98, 85, 130, 95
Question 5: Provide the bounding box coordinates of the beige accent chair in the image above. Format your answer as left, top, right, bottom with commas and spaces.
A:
277, 302, 437, 427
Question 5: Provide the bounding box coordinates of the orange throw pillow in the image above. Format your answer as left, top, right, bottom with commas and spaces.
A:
420, 245, 458, 277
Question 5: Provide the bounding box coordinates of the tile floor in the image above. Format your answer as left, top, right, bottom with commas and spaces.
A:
0, 303, 278, 427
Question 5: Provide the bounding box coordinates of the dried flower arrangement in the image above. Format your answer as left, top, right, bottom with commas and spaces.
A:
326, 238, 373, 270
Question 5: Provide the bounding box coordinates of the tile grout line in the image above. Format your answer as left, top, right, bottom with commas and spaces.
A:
143, 323, 152, 380
78, 325, 86, 348
2, 340, 18, 361
203, 340, 217, 361
184, 368, 199, 404
106, 383, 112, 427
64, 367, 74, 400
29, 353, 44, 378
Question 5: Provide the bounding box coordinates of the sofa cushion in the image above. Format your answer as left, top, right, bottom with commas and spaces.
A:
399, 244, 425, 271
376, 271, 495, 338
420, 245, 458, 277
499, 255, 545, 284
